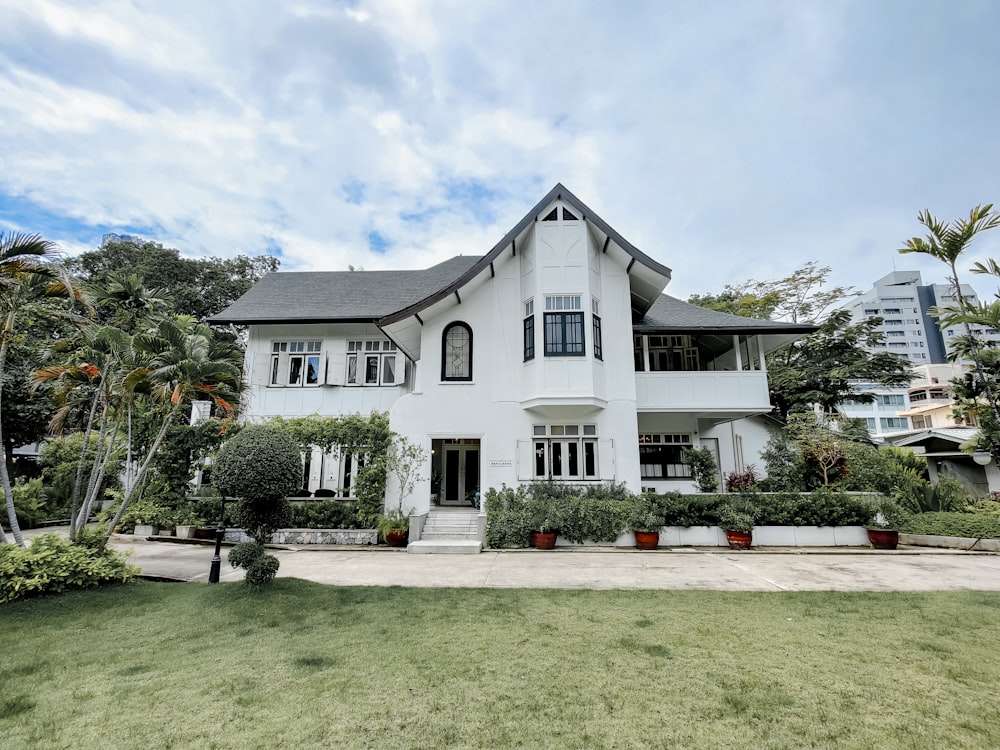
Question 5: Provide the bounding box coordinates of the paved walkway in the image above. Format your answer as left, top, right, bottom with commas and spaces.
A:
95, 534, 1000, 592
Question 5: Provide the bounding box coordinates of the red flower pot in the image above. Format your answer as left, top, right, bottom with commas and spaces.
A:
634, 531, 660, 550
866, 528, 899, 550
724, 530, 752, 550
384, 530, 408, 547
534, 531, 557, 550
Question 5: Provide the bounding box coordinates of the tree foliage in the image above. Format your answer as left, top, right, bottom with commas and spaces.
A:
767, 310, 912, 418
212, 425, 302, 502
688, 261, 858, 323
68, 239, 278, 324
0, 232, 86, 545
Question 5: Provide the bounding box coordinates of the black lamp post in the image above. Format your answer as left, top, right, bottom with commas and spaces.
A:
208, 495, 228, 584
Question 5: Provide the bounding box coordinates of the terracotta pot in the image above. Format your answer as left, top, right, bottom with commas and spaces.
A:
866, 528, 899, 550
384, 529, 408, 547
724, 529, 752, 550
534, 531, 557, 550
634, 530, 660, 550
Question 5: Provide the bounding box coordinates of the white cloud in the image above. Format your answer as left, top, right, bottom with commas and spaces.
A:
0, 0, 998, 302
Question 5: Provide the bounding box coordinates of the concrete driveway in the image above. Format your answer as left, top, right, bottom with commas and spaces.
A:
101, 535, 1000, 591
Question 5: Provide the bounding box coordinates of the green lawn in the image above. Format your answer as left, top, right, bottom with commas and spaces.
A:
2, 581, 999, 749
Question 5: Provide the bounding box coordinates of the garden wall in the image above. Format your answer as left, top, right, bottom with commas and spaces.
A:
551, 526, 869, 548
223, 528, 377, 545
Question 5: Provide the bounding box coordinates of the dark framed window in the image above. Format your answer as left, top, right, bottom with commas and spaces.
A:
593, 315, 602, 360
442, 322, 472, 381
524, 315, 535, 361
544, 312, 585, 356
638, 434, 693, 479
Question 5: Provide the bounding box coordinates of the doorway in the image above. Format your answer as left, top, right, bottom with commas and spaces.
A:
435, 439, 480, 506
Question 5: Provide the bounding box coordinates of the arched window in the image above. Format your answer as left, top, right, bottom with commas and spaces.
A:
442, 322, 473, 381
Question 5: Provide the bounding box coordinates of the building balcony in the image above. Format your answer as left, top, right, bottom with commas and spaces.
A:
634, 370, 772, 422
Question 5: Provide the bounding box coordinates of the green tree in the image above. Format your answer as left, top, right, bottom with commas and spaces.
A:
68, 239, 278, 323
767, 310, 912, 419
0, 233, 85, 546
899, 204, 1000, 444
688, 261, 858, 323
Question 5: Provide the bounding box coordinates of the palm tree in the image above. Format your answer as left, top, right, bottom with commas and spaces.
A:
0, 233, 85, 546
899, 205, 1000, 446
98, 315, 243, 549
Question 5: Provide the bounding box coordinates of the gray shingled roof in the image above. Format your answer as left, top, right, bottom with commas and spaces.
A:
209, 256, 481, 324
635, 295, 818, 334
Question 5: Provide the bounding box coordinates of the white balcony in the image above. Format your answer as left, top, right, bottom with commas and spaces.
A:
634, 370, 772, 420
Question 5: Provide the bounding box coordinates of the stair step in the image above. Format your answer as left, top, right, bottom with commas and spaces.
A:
420, 531, 480, 539
408, 540, 482, 554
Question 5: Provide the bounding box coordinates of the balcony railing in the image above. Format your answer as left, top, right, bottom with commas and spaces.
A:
635, 370, 770, 413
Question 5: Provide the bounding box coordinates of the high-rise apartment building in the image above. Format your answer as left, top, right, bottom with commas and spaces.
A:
838, 271, 998, 439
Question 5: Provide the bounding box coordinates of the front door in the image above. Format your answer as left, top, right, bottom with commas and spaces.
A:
442, 444, 480, 505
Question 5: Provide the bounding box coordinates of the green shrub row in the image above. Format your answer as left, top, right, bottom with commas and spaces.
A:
0, 534, 138, 604
288, 499, 362, 529
484, 485, 888, 548
681, 491, 880, 527
899, 513, 1000, 539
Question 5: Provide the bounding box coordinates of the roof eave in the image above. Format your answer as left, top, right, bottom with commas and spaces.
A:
379, 183, 672, 327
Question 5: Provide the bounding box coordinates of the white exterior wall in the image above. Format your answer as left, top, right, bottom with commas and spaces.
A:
238, 198, 789, 512
390, 200, 643, 514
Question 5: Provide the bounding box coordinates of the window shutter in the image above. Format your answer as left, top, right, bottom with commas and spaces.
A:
274, 353, 290, 386
308, 447, 322, 489
325, 353, 346, 386
516, 440, 534, 481
250, 353, 270, 386
598, 439, 615, 480
393, 354, 406, 386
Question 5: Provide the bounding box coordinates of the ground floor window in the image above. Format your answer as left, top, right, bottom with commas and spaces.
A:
532, 424, 598, 480
638, 433, 693, 479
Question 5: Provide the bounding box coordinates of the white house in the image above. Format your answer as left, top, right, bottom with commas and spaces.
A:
211, 184, 814, 525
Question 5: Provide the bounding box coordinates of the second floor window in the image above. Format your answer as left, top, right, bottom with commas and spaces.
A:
544, 295, 584, 356
271, 341, 322, 386
523, 299, 535, 361
347, 340, 398, 386
592, 298, 602, 361
442, 322, 472, 381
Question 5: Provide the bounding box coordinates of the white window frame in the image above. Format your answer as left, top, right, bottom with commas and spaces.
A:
346, 340, 400, 386
270, 340, 322, 387
531, 424, 598, 480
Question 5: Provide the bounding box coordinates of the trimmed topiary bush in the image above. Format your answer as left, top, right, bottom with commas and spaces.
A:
213, 425, 303, 588
212, 426, 302, 501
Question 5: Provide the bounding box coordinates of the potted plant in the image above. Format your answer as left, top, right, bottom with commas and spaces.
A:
718, 499, 756, 549
866, 496, 908, 550
629, 498, 663, 550
377, 508, 410, 547
533, 517, 558, 550
174, 507, 203, 539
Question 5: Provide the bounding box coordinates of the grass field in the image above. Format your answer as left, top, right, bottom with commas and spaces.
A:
2, 580, 999, 749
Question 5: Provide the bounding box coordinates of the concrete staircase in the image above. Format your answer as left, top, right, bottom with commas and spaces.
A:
408, 508, 483, 554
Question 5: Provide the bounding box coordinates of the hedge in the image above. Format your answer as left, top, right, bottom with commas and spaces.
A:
659, 490, 878, 527
899, 513, 1000, 539
0, 534, 138, 604
288, 500, 362, 529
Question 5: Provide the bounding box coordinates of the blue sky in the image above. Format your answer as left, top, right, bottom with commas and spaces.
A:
1, 0, 999, 301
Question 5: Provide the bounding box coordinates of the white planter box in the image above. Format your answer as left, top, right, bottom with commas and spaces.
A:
175, 525, 196, 539
670, 526, 728, 546
134, 524, 155, 536
900, 533, 1000, 552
